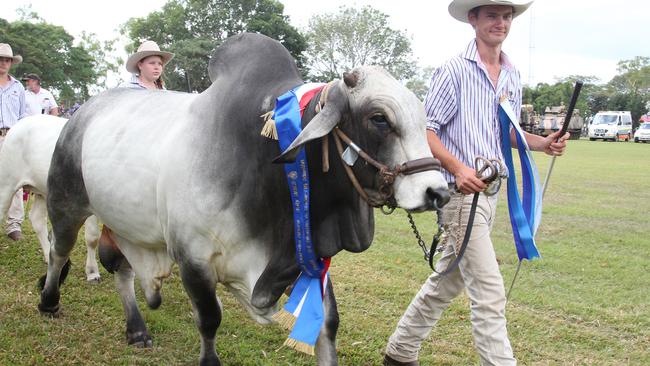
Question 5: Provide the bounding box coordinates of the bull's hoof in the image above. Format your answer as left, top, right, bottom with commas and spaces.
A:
145, 291, 162, 310
199, 352, 222, 366
127, 331, 153, 348
39, 288, 61, 314
38, 302, 60, 317
86, 273, 102, 284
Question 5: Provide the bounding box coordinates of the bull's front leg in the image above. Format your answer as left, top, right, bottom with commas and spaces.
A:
316, 280, 339, 366
178, 259, 222, 366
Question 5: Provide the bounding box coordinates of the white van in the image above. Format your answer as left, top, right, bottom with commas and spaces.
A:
588, 111, 633, 141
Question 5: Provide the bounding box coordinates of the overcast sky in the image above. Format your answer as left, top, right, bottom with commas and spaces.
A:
7, 0, 649, 87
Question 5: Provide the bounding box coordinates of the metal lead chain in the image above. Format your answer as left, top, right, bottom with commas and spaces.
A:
406, 212, 430, 261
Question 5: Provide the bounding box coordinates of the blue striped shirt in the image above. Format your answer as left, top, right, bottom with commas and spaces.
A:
118, 74, 148, 89
118, 74, 166, 90
0, 76, 26, 128
426, 39, 521, 183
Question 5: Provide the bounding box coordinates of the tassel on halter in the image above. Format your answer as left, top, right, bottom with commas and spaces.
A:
260, 111, 278, 140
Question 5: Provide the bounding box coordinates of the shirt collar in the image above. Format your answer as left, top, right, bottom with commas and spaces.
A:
1, 75, 21, 91
129, 74, 148, 89
461, 39, 514, 72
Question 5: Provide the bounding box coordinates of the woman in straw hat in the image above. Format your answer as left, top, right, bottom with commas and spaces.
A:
101, 40, 175, 263
383, 1, 568, 365
120, 40, 174, 90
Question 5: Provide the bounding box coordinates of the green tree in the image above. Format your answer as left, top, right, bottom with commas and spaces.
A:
78, 32, 120, 96
405, 66, 434, 101
122, 0, 306, 92
585, 87, 610, 115
520, 57, 650, 130
523, 76, 597, 119
0, 15, 108, 103
304, 5, 416, 82
611, 56, 650, 95
607, 57, 650, 125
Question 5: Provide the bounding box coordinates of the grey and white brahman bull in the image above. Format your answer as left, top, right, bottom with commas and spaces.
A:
38, 33, 449, 365
0, 115, 101, 282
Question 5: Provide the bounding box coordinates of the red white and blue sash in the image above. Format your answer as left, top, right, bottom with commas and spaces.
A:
271, 83, 330, 355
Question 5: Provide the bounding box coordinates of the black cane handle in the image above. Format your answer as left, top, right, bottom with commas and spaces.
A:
558, 81, 583, 141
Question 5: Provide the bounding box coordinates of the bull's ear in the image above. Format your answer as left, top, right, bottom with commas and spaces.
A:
273, 81, 348, 163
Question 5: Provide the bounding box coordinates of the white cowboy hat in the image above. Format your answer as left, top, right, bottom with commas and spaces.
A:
448, 0, 534, 23
125, 40, 174, 74
0, 43, 23, 64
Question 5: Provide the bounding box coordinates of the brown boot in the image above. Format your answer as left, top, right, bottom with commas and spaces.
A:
383, 354, 419, 366
7, 230, 22, 241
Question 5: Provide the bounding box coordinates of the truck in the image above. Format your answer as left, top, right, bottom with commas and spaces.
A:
519, 104, 537, 134
587, 111, 633, 142
535, 105, 584, 140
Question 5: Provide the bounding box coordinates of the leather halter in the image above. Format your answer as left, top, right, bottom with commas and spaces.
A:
315, 82, 442, 210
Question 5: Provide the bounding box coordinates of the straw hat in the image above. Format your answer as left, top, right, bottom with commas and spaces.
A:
125, 40, 174, 74
448, 0, 533, 23
0, 43, 23, 64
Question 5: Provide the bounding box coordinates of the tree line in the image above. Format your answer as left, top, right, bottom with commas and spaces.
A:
4, 1, 649, 123
523, 57, 650, 127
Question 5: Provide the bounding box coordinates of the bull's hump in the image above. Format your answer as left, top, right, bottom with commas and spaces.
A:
207, 33, 301, 87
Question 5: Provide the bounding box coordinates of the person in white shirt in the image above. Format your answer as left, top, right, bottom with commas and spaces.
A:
23, 73, 59, 116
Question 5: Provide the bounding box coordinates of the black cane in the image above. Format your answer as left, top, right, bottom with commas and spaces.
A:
541, 81, 583, 197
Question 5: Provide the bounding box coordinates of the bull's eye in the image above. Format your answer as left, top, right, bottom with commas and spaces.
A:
370, 114, 391, 132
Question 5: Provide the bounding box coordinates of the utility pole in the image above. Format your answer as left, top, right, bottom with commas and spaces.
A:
527, 8, 535, 86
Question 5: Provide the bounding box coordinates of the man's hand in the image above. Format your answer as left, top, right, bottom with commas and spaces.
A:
454, 165, 486, 195
542, 130, 570, 156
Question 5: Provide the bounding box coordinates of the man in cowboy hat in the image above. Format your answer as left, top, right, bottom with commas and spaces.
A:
383, 1, 568, 365
0, 43, 26, 241
23, 73, 59, 116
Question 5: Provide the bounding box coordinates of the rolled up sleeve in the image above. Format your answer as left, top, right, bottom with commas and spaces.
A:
424, 65, 457, 134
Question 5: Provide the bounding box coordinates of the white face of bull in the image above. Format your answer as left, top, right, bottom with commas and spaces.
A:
345, 66, 449, 211
277, 66, 449, 212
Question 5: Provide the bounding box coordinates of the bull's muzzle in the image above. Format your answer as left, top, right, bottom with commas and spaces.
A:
426, 187, 450, 211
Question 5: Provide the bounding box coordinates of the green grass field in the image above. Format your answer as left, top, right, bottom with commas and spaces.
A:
0, 139, 648, 365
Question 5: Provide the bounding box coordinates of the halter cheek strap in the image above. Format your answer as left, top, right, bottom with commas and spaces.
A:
330, 126, 442, 209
